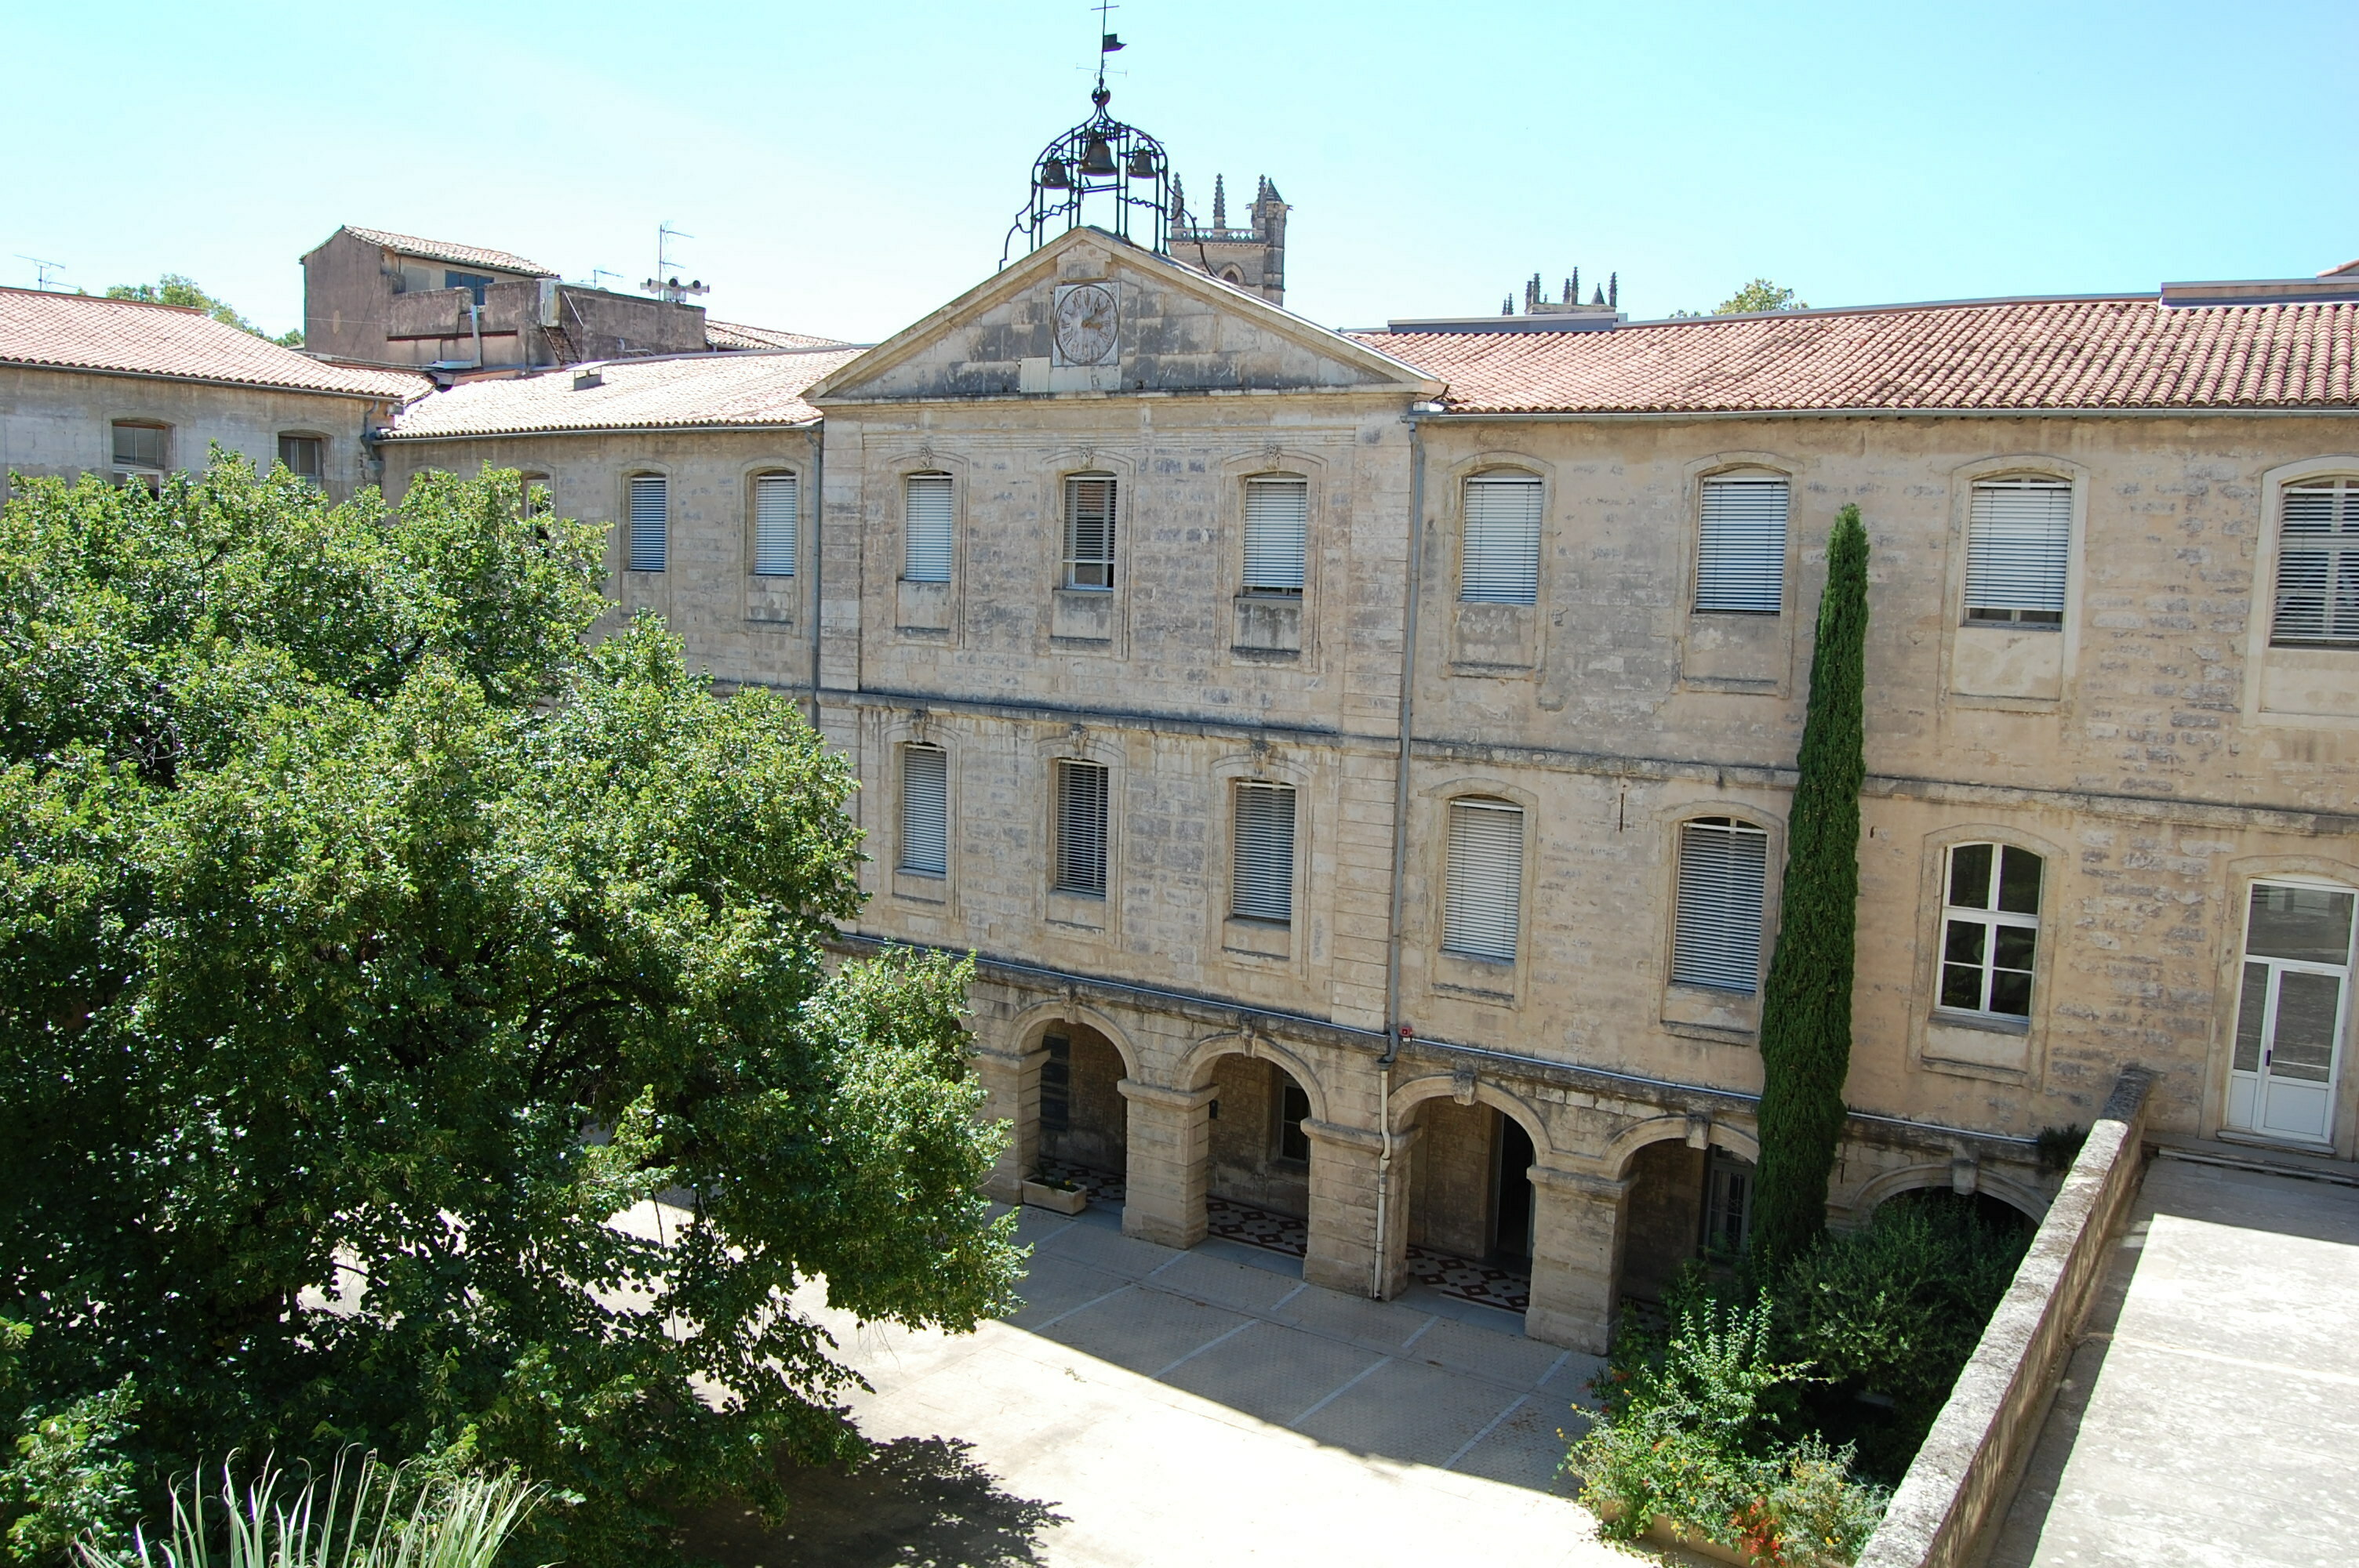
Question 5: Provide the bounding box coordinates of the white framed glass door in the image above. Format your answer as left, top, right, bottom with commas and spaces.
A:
2226, 880, 2355, 1146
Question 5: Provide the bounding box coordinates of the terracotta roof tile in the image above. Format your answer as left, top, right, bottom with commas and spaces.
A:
1352, 298, 2359, 415
380, 348, 870, 440
335, 227, 552, 277
704, 319, 850, 350
0, 288, 431, 400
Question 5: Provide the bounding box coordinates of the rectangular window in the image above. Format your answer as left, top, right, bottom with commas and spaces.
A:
1460, 475, 1542, 604
276, 434, 324, 483
903, 472, 954, 583
443, 270, 494, 305
520, 474, 554, 519
1055, 760, 1110, 896
1230, 782, 1297, 925
899, 745, 948, 877
627, 474, 667, 573
2272, 478, 2359, 646
1442, 798, 1524, 962
1694, 475, 1790, 614
1964, 477, 2070, 626
111, 421, 166, 471
1939, 842, 2043, 1018
1063, 474, 1116, 590
1671, 818, 1768, 993
753, 473, 798, 576
1242, 477, 1308, 594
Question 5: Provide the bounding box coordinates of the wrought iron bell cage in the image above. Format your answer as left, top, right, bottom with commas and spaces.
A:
1003, 86, 1172, 266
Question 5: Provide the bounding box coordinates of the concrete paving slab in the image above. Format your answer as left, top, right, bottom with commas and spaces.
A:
1452, 1393, 1583, 1491
1160, 1316, 1385, 1425
1987, 1153, 2359, 1568
1041, 1285, 1254, 1377
1270, 1279, 1440, 1352
1292, 1355, 1530, 1467
1136, 1247, 1307, 1315
1410, 1312, 1573, 1390
1003, 1254, 1131, 1330
1030, 1218, 1176, 1280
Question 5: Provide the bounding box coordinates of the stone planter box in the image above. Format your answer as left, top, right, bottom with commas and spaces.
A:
1594, 1502, 1761, 1566
1021, 1179, 1089, 1215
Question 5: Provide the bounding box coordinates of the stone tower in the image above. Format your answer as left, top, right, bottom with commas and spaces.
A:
1169, 172, 1289, 307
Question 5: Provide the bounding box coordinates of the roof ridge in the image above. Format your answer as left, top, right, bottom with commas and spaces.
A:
0, 286, 209, 315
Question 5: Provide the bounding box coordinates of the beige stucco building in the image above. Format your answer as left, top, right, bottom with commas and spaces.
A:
379, 226, 2359, 1352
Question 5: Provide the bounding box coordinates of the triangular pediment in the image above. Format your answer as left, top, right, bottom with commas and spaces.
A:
808, 228, 1441, 405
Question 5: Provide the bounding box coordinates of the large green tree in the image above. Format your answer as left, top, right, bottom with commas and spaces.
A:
1750, 504, 1869, 1265
0, 457, 1019, 1564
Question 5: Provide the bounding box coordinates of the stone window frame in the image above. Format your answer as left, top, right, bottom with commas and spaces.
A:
1418, 775, 1540, 1008
617, 462, 674, 579
2203, 852, 2359, 1157
742, 462, 803, 578
1442, 451, 1554, 678
1043, 448, 1135, 657
1220, 448, 1329, 671
1034, 731, 1125, 939
1208, 750, 1317, 971
1673, 451, 1803, 697
2241, 456, 2359, 731
1908, 822, 2065, 1086
106, 413, 173, 486
1939, 453, 2090, 713
878, 450, 967, 641
889, 732, 954, 906
274, 430, 330, 487
1655, 799, 1786, 1045
517, 469, 555, 519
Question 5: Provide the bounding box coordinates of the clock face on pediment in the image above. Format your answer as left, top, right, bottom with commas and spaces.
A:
1052, 282, 1119, 366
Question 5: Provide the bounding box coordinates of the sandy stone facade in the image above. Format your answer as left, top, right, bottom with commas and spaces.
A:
379, 227, 2359, 1352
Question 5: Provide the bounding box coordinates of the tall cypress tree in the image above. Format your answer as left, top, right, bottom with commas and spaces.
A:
1751, 503, 1870, 1265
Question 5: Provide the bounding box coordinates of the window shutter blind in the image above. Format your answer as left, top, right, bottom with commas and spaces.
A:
1964, 479, 2070, 614
1230, 782, 1296, 924
903, 473, 954, 583
1460, 477, 1542, 604
1694, 476, 1789, 613
900, 746, 948, 875
1672, 818, 1768, 993
627, 474, 667, 572
1242, 478, 1308, 593
1065, 475, 1116, 590
753, 473, 797, 576
1442, 799, 1524, 961
1056, 760, 1109, 895
2273, 479, 2359, 644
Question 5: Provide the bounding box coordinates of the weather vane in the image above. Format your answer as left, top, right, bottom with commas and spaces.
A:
1001, 3, 1171, 265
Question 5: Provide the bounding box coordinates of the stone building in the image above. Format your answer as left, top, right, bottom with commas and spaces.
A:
377, 223, 2359, 1352
1169, 173, 1287, 304
0, 285, 425, 505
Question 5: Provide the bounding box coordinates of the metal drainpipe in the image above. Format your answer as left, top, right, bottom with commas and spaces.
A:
807, 423, 824, 728
1373, 409, 1429, 1297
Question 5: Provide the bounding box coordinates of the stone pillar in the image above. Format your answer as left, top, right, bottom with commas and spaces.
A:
1118, 1079, 1214, 1248
1525, 1166, 1634, 1352
972, 1042, 1045, 1206
1303, 1119, 1420, 1297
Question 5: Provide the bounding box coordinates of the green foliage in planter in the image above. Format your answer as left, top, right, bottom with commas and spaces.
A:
1567, 1293, 1887, 1566
0, 459, 1023, 1565
1753, 504, 1870, 1265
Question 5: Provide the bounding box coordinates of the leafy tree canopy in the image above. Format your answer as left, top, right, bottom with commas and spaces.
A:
101, 274, 302, 347
0, 457, 1019, 1564
1716, 279, 1808, 314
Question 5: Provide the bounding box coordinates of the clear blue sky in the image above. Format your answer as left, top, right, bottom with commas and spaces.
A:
5, 0, 2354, 343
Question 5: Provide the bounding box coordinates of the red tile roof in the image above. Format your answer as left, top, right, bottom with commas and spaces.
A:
380, 347, 870, 439
1353, 298, 2359, 415
705, 319, 850, 351
332, 227, 552, 277
0, 288, 431, 400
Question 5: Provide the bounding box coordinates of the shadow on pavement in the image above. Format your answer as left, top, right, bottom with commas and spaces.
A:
676, 1436, 1067, 1568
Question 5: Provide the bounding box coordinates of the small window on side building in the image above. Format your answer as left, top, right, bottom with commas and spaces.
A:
277, 434, 324, 485
111, 420, 168, 476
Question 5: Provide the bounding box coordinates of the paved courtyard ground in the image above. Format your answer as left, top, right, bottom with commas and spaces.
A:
683, 1200, 1648, 1566
1986, 1152, 2359, 1568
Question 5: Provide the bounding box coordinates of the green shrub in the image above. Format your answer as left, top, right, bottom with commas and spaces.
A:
2, 1320, 140, 1565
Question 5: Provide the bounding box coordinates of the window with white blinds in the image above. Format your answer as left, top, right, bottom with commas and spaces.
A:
1672, 817, 1768, 993
1064, 474, 1116, 590
1694, 475, 1790, 614
903, 472, 954, 583
753, 472, 797, 576
1442, 798, 1524, 962
900, 745, 948, 876
1230, 781, 1297, 924
1242, 477, 1308, 594
1964, 478, 2070, 626
1055, 760, 1110, 895
627, 474, 667, 573
2272, 478, 2359, 646
1460, 475, 1543, 604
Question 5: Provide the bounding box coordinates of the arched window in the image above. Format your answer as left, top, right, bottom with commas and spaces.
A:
903, 471, 954, 583
1965, 477, 2070, 627
2271, 477, 2359, 646
1939, 842, 2043, 1018
1459, 473, 1541, 604
1442, 797, 1524, 962
626, 474, 667, 573
752, 471, 798, 576
1672, 817, 1768, 993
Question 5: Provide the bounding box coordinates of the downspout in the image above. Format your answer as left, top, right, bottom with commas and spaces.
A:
807, 421, 825, 729
1374, 407, 1430, 1298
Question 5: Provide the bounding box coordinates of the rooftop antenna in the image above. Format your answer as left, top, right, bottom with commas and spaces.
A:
644, 223, 710, 305
15, 254, 65, 291
591, 267, 623, 292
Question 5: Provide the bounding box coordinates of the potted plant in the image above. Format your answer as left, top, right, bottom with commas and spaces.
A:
1020, 1171, 1090, 1215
